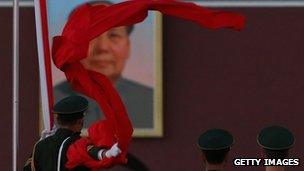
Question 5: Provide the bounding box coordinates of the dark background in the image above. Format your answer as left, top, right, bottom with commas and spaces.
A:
1, 6, 304, 171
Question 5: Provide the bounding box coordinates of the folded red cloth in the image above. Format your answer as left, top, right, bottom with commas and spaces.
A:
66, 120, 122, 170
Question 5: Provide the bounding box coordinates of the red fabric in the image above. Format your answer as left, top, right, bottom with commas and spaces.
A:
88, 120, 115, 148
52, 0, 245, 169
66, 121, 122, 170
65, 138, 120, 170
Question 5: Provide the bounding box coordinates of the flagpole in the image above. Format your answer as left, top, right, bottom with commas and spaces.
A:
12, 0, 19, 170
34, 0, 51, 132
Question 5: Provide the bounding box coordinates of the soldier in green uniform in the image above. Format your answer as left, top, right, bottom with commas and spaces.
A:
197, 129, 234, 171
257, 125, 295, 171
24, 96, 121, 171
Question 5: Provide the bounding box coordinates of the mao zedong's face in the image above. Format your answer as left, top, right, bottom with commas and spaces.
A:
80, 26, 130, 83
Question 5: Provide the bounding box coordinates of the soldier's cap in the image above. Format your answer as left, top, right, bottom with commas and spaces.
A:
257, 125, 295, 151
53, 95, 88, 119
198, 129, 234, 151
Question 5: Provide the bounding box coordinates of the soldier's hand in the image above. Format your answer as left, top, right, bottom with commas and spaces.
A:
105, 143, 121, 158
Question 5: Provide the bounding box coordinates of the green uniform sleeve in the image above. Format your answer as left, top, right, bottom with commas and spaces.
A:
87, 145, 104, 160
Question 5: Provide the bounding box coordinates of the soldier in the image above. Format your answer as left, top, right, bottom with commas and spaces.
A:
24, 96, 121, 171
197, 129, 234, 171
257, 125, 295, 171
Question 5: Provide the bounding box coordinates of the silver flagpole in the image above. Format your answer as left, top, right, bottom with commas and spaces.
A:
12, 0, 19, 171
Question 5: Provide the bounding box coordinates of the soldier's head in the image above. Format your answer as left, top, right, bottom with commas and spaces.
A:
198, 129, 233, 171
257, 125, 295, 171
53, 96, 88, 132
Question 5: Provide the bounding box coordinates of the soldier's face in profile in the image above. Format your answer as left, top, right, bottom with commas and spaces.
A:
80, 26, 130, 83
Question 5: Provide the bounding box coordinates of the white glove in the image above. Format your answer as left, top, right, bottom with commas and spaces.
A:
105, 143, 121, 158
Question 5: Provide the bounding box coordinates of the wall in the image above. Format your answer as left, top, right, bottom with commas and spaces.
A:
0, 6, 303, 171
0, 7, 39, 171
125, 7, 304, 171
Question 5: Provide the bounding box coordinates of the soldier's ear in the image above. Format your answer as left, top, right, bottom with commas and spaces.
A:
224, 153, 229, 164
200, 152, 206, 163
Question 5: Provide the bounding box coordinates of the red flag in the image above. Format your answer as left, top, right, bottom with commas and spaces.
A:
52, 0, 245, 169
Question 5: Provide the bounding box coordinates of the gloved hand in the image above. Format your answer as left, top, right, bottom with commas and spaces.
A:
105, 143, 121, 158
